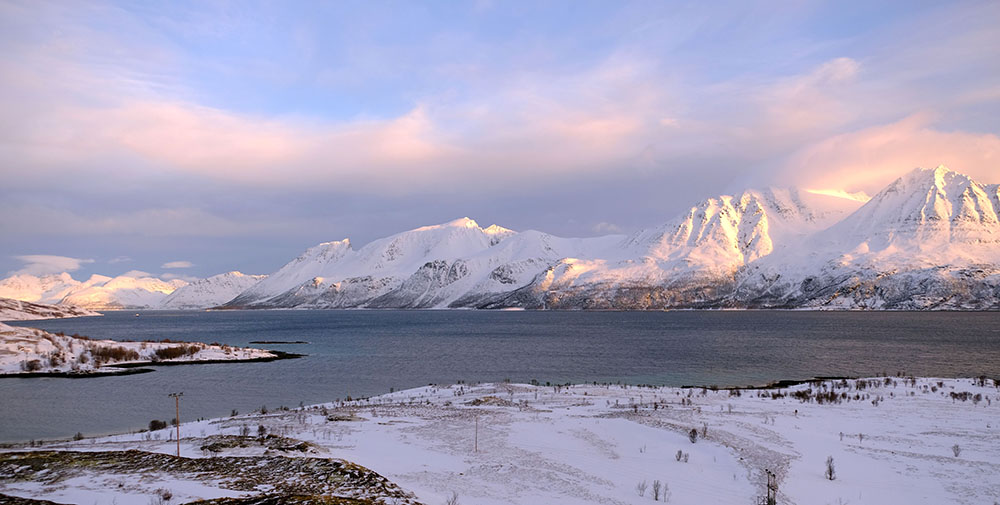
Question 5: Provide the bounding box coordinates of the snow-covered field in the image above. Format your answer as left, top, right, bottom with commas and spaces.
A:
2, 377, 997, 504
0, 322, 277, 376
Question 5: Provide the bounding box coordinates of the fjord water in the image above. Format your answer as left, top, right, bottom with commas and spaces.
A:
3, 310, 998, 442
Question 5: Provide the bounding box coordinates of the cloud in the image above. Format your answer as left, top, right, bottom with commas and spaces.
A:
0, 206, 299, 238
782, 114, 1000, 193
121, 270, 155, 278
161, 272, 199, 282
12, 255, 94, 276
161, 260, 194, 269
592, 222, 623, 234
0, 0, 997, 256
108, 256, 133, 264
804, 189, 871, 203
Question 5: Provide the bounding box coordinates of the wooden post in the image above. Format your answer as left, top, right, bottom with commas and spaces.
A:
474, 416, 479, 453
168, 392, 183, 457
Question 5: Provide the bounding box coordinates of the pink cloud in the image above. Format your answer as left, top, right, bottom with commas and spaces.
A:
783, 114, 1000, 192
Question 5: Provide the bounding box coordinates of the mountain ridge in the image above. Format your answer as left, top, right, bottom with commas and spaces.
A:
2, 165, 997, 310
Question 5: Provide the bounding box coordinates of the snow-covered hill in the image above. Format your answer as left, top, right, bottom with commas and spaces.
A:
160, 271, 267, 309
0, 297, 101, 321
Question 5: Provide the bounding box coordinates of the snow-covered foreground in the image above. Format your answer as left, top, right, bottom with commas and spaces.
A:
2, 377, 997, 504
0, 322, 277, 376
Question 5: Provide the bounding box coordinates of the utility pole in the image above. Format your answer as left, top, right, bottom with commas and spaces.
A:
168, 392, 183, 457
765, 469, 777, 505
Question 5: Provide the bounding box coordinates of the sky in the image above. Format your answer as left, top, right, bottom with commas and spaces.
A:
1, 0, 998, 280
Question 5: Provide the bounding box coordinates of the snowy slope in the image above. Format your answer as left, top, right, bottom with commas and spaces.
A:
0, 297, 101, 321
160, 271, 267, 309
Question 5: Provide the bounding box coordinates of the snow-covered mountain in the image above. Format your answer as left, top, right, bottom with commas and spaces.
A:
4, 166, 995, 311
219, 166, 999, 310
0, 272, 188, 309
219, 188, 859, 310
160, 271, 267, 309
505, 188, 859, 309
0, 273, 110, 305
59, 274, 188, 309
736, 166, 1000, 309
225, 217, 546, 308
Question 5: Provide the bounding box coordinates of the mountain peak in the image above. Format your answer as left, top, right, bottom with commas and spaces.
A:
828, 166, 999, 251
447, 217, 480, 228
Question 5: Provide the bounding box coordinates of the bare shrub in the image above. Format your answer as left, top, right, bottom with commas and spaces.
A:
149, 419, 167, 431
154, 345, 199, 360
825, 456, 836, 480
652, 480, 662, 501
155, 488, 173, 502
636, 480, 648, 497
675, 449, 683, 462
92, 345, 139, 362
445, 491, 460, 505
688, 428, 698, 443
952, 444, 961, 457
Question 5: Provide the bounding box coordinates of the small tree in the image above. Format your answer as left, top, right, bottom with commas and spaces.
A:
636, 480, 648, 497
688, 428, 698, 444
952, 444, 961, 457
825, 456, 836, 480
652, 480, 662, 501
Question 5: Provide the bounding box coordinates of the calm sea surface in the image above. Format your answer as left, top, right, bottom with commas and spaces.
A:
2, 310, 998, 442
